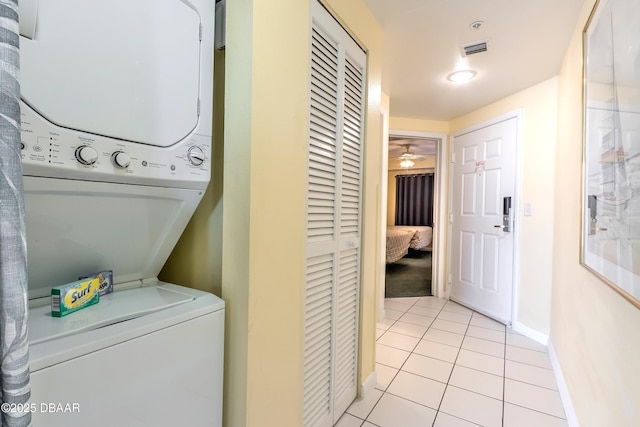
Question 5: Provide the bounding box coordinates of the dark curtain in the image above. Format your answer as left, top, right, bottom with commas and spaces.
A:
395, 173, 434, 226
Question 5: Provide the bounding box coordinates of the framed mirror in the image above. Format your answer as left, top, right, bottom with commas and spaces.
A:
582, 0, 640, 307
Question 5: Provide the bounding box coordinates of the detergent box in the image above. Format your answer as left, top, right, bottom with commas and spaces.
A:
80, 270, 113, 296
51, 278, 100, 318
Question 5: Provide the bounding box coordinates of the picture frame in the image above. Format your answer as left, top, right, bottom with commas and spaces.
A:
582, 0, 640, 307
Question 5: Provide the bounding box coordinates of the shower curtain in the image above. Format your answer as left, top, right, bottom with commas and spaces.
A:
0, 1, 31, 426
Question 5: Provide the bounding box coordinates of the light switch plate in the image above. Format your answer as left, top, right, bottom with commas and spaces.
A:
524, 203, 533, 216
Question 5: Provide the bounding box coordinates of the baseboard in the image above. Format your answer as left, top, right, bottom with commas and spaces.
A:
512, 321, 549, 346
548, 341, 580, 427
361, 371, 377, 397
378, 307, 386, 323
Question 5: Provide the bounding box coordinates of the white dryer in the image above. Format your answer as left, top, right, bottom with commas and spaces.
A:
19, 1, 222, 426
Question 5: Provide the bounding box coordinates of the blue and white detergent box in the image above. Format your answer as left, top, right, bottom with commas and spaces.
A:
51, 278, 100, 318
80, 270, 113, 296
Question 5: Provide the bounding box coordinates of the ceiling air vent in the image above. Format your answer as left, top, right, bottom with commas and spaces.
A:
461, 41, 488, 57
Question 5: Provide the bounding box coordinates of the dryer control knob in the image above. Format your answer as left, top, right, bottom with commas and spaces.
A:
187, 146, 205, 167
75, 145, 98, 165
112, 151, 131, 168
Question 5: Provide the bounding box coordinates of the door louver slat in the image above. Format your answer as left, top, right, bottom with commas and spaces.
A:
303, 253, 334, 427
339, 56, 364, 239
307, 27, 338, 245
304, 25, 339, 427
333, 248, 358, 401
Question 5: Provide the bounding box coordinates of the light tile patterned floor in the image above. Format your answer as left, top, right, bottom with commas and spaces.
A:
337, 297, 568, 427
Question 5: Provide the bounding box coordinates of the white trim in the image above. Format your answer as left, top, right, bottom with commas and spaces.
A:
511, 109, 524, 329
378, 108, 389, 322
387, 129, 448, 299
432, 132, 448, 299
446, 133, 453, 300
511, 321, 549, 346
388, 167, 435, 173
360, 371, 377, 397
548, 341, 580, 427
449, 109, 523, 326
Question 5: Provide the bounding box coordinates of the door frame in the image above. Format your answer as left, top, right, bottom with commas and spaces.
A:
448, 110, 523, 325
379, 129, 448, 317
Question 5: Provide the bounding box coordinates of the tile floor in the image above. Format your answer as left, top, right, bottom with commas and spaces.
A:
337, 296, 568, 427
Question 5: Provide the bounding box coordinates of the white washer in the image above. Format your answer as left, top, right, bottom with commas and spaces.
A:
19, 1, 222, 426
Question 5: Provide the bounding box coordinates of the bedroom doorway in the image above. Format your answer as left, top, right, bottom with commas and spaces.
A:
382, 131, 448, 303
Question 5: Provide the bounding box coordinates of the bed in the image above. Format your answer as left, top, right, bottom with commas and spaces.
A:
386, 228, 414, 264
385, 226, 433, 264
392, 226, 433, 250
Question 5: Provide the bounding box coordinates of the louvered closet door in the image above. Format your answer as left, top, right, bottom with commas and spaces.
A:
304, 1, 366, 427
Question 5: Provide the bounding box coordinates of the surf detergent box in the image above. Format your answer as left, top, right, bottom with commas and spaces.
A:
51, 278, 100, 317
80, 270, 113, 296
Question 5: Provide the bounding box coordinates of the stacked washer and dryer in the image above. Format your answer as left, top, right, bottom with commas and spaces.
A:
18, 1, 223, 426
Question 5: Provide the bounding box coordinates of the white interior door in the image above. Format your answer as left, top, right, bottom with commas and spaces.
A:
450, 116, 518, 324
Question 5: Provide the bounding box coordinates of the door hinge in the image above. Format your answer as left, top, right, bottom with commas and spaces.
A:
197, 98, 201, 116
451, 152, 456, 163
199, 24, 203, 41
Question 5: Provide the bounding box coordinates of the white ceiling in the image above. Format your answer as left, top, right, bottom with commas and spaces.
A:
362, 0, 585, 121
389, 137, 437, 158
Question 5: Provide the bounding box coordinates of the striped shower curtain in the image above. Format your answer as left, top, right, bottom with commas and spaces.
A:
0, 1, 31, 426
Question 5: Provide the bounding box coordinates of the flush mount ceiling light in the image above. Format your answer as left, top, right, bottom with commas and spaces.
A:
446, 70, 477, 83
400, 159, 415, 168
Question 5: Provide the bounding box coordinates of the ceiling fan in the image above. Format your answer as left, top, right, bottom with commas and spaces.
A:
395, 145, 425, 168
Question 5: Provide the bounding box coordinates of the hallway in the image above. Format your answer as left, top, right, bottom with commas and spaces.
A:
337, 297, 568, 426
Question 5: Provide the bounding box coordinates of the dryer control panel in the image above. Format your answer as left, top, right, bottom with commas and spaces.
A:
20, 103, 211, 191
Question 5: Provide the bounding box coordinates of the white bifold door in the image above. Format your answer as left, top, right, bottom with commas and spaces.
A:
303, 1, 366, 426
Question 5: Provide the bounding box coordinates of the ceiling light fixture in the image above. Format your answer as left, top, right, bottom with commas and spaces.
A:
400, 159, 415, 168
446, 70, 477, 83
470, 20, 484, 30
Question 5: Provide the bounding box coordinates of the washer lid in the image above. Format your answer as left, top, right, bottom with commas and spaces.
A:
28, 286, 195, 344
20, 0, 201, 147
23, 177, 204, 300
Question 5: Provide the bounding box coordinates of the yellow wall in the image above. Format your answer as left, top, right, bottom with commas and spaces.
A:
223, 1, 309, 426
220, 0, 254, 424
551, 0, 640, 425
221, 0, 383, 426
160, 49, 226, 296
448, 77, 559, 335
389, 117, 450, 135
